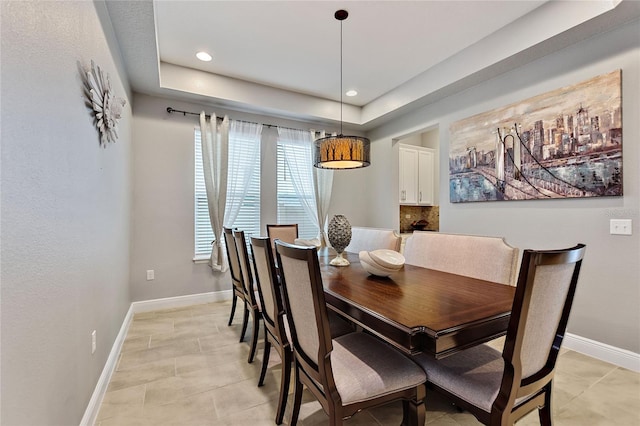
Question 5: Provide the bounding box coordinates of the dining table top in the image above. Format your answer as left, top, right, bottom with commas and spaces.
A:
317, 248, 516, 358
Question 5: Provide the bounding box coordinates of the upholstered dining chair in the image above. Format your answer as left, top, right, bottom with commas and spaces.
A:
222, 227, 249, 341
250, 236, 354, 425
248, 236, 292, 424
275, 240, 427, 426
266, 223, 299, 254
414, 244, 586, 426
403, 231, 520, 286
232, 229, 262, 363
344, 226, 402, 254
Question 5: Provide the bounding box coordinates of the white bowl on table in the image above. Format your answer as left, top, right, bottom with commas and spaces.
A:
368, 249, 405, 270
359, 250, 404, 277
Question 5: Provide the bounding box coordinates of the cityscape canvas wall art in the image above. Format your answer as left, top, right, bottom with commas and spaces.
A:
449, 70, 622, 203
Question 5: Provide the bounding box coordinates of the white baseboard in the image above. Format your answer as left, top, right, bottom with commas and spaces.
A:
80, 290, 232, 425
131, 290, 232, 313
564, 333, 640, 372
80, 305, 134, 426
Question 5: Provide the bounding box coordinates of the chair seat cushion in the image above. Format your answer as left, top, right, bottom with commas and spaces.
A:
331, 332, 426, 405
414, 344, 504, 412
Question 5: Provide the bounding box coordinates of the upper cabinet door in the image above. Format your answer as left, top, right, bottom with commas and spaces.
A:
418, 149, 434, 206
399, 143, 435, 206
399, 146, 418, 205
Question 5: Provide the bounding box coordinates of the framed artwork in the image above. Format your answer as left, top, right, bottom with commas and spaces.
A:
449, 70, 622, 202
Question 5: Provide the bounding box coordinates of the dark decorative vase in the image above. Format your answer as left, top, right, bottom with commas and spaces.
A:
328, 214, 351, 266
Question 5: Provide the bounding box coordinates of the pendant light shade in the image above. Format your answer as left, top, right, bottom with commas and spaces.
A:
314, 9, 371, 169
314, 135, 370, 169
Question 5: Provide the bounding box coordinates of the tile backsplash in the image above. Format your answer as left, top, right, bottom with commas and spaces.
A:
400, 205, 439, 233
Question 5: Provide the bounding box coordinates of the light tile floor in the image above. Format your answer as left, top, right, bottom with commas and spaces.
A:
96, 301, 640, 425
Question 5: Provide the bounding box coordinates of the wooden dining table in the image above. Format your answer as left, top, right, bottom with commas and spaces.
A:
318, 249, 516, 359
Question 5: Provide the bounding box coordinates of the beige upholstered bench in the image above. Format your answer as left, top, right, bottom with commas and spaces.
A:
344, 227, 402, 254
403, 231, 519, 286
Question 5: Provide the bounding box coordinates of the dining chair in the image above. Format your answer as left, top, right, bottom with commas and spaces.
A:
266, 223, 299, 253
414, 244, 586, 426
404, 231, 520, 286
275, 240, 426, 426
232, 229, 262, 363
222, 227, 249, 341
344, 226, 402, 254
250, 236, 355, 425
248, 236, 292, 424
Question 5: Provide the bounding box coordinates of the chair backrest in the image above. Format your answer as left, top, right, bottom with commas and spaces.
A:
275, 240, 333, 384
232, 229, 258, 306
496, 244, 586, 413
266, 224, 299, 250
344, 227, 402, 253
403, 231, 519, 286
223, 227, 243, 291
250, 236, 282, 333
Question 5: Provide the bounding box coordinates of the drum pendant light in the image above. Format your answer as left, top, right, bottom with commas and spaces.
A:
314, 10, 370, 169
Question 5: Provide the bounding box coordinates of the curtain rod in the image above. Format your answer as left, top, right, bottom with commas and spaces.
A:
166, 107, 320, 132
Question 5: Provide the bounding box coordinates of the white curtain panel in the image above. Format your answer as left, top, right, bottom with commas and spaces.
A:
311, 130, 334, 247
277, 127, 321, 237
199, 112, 229, 272
224, 120, 262, 226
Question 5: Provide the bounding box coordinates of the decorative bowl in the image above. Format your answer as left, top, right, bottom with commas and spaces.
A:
360, 259, 395, 277
410, 220, 428, 231
359, 251, 399, 277
368, 249, 405, 270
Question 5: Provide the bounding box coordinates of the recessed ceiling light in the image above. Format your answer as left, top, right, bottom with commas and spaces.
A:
196, 51, 212, 62
345, 90, 358, 97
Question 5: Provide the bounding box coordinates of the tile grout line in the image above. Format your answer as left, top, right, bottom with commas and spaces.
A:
554, 360, 619, 411
583, 365, 620, 391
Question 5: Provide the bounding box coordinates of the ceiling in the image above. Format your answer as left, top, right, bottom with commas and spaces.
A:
105, 0, 639, 130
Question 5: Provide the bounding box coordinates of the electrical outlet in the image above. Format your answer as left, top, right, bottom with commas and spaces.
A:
610, 219, 632, 235
91, 330, 97, 354
146, 270, 155, 280
405, 214, 411, 219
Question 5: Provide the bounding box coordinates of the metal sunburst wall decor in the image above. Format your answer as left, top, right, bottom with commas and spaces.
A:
86, 60, 126, 146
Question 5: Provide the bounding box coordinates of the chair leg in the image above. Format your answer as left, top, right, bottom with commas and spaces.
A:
289, 365, 304, 426
247, 309, 260, 363
539, 383, 553, 426
275, 348, 292, 425
239, 301, 249, 342
258, 332, 271, 386
227, 294, 238, 326
329, 411, 343, 426
402, 387, 426, 426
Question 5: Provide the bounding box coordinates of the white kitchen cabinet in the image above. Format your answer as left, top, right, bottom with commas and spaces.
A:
399, 144, 435, 206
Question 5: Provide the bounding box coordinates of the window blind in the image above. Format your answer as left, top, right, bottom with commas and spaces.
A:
194, 129, 260, 257
276, 143, 319, 239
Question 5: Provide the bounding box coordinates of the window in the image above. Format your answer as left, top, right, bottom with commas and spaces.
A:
276, 136, 319, 239
194, 130, 214, 257
194, 129, 260, 258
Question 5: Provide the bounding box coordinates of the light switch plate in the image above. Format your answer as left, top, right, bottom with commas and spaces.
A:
610, 219, 632, 235
146, 270, 155, 280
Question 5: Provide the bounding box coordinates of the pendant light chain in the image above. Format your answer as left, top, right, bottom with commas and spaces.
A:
340, 16, 343, 136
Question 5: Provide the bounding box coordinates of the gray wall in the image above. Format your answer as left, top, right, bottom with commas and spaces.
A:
0, 1, 132, 424
131, 94, 228, 300
360, 20, 640, 352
